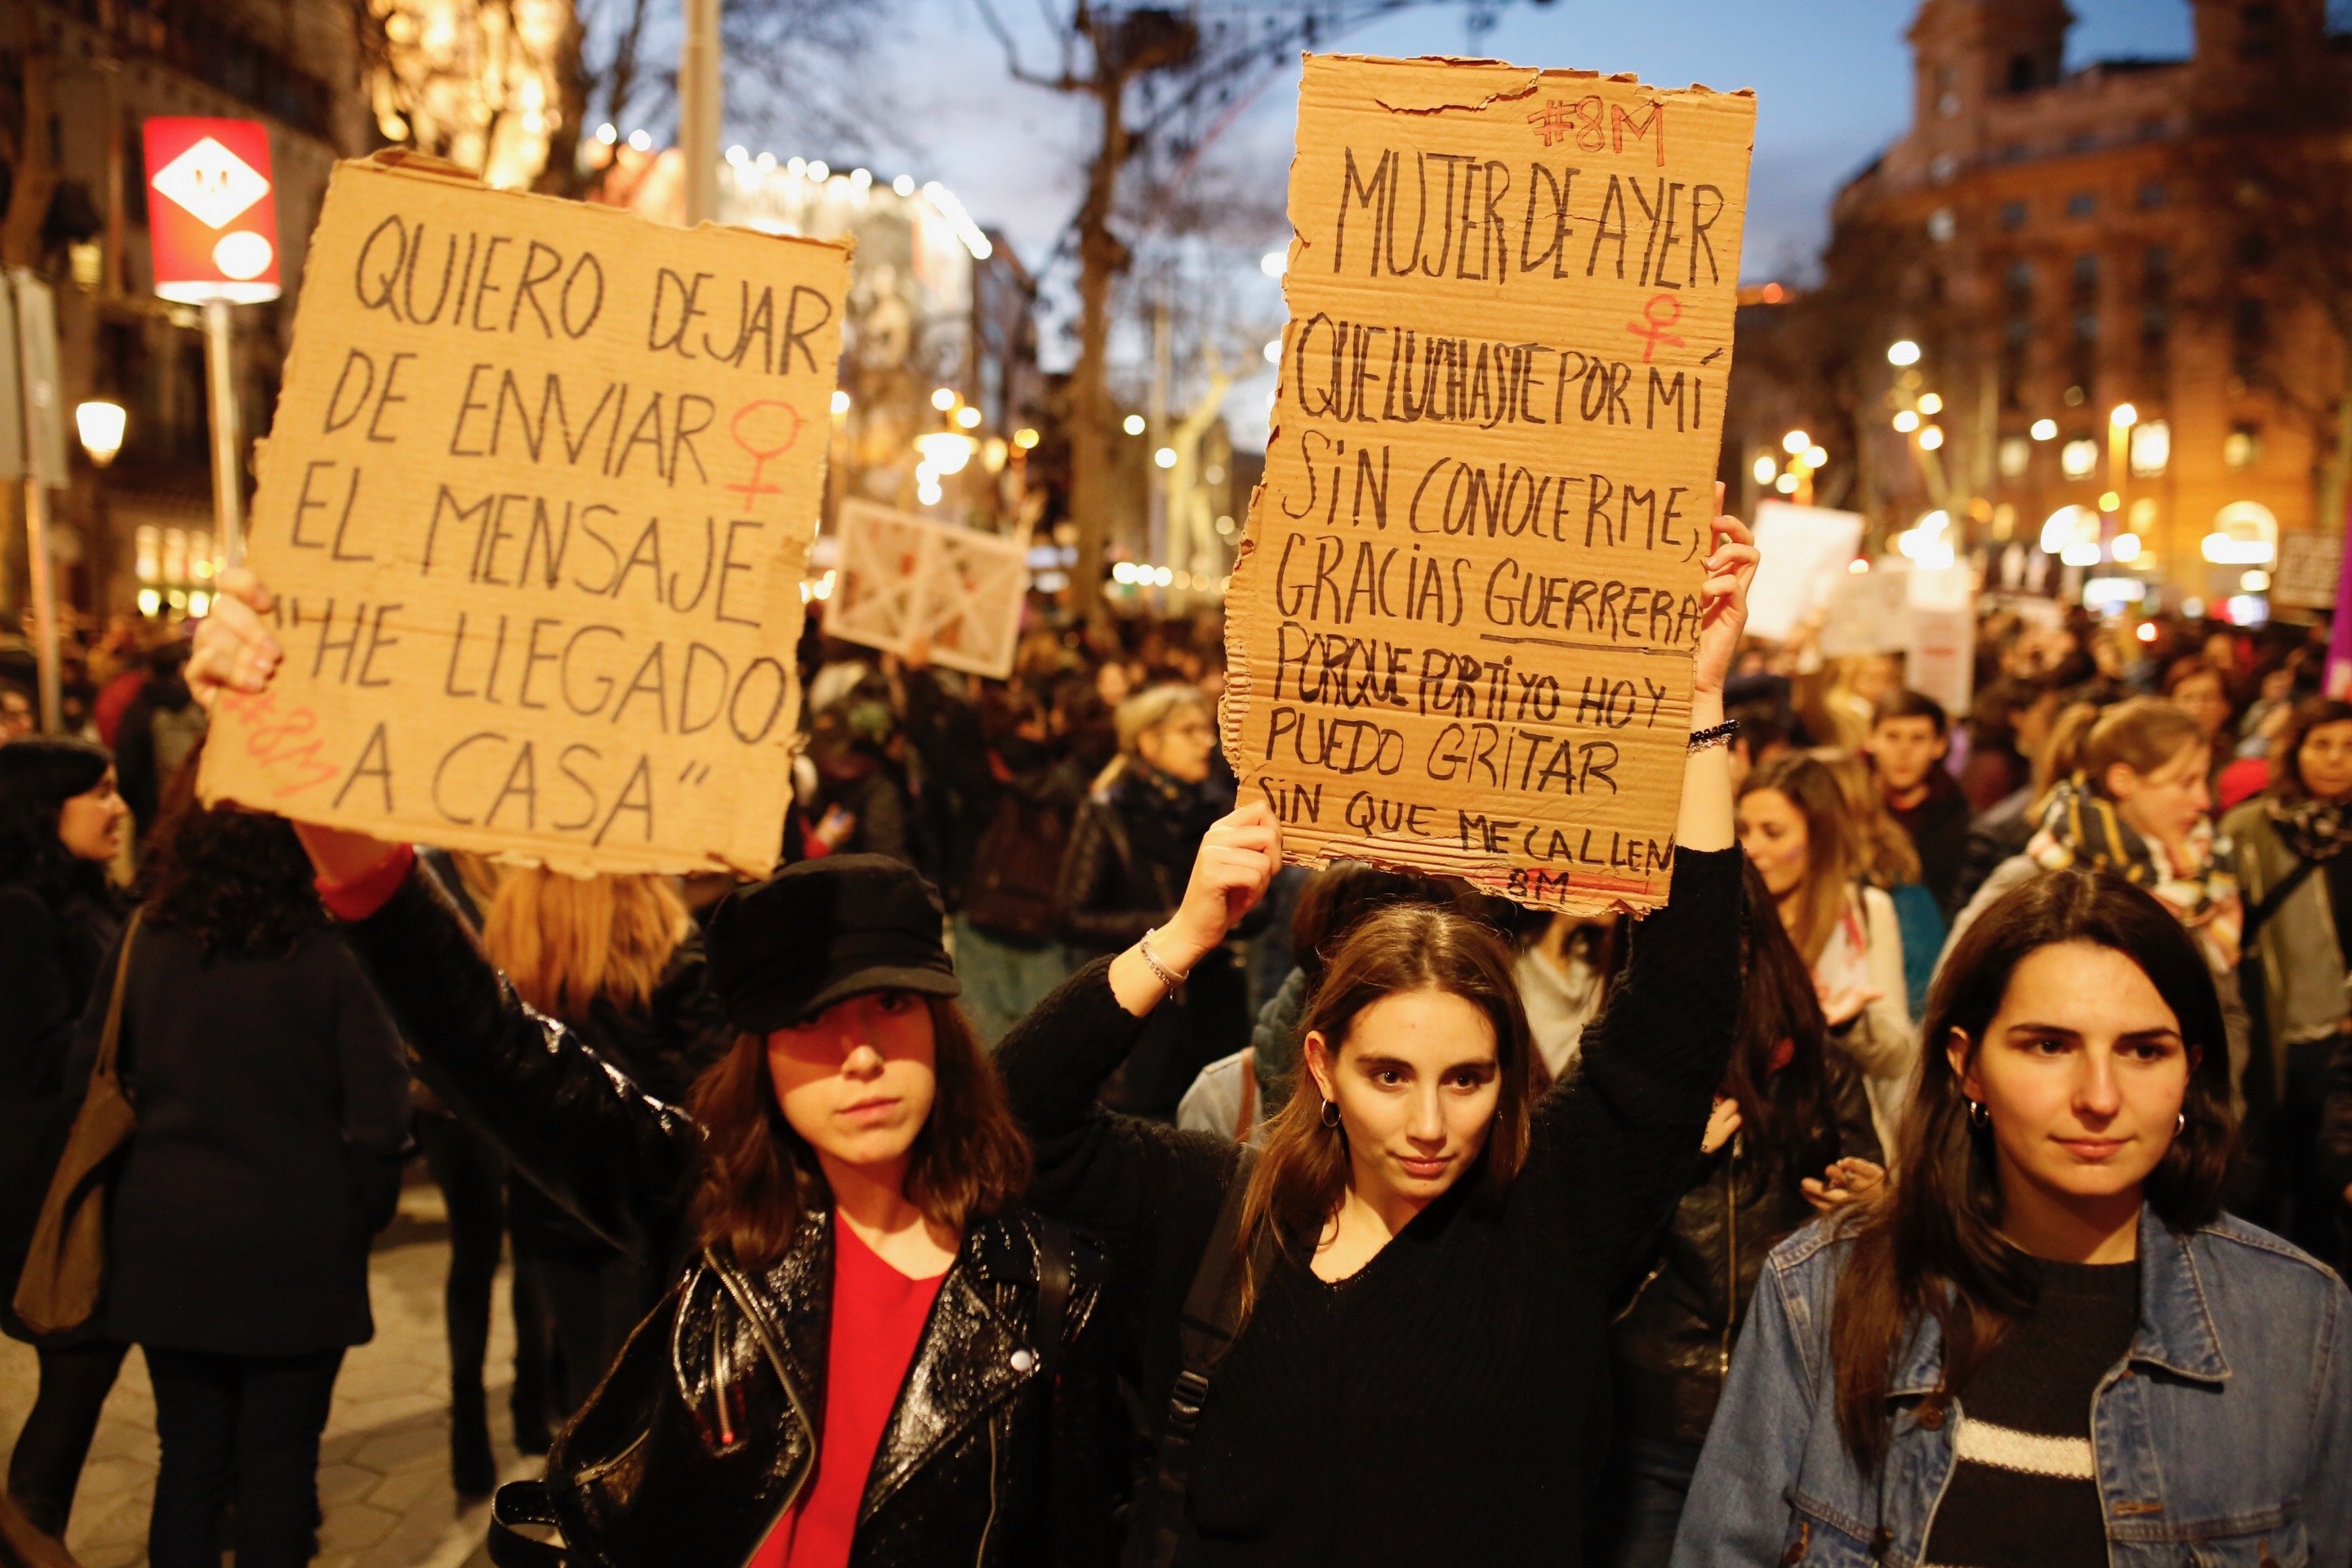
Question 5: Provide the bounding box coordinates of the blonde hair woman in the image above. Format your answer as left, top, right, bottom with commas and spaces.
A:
483, 870, 731, 1427
1057, 684, 1253, 1118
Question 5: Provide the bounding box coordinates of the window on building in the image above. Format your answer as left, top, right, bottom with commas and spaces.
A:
2236, 231, 2271, 270
2234, 297, 2269, 376
1998, 436, 2032, 478
2242, 2, 2281, 59
1999, 143, 2028, 163
2224, 424, 2261, 468
2131, 420, 2171, 477
2001, 199, 2028, 230
1930, 153, 1959, 185
2007, 53, 2038, 92
2007, 260, 2034, 297
2066, 191, 2096, 219
2144, 246, 2172, 291
2136, 117, 2168, 142
2062, 436, 2100, 478
2136, 180, 2168, 208
1927, 207, 1957, 243
2073, 310, 2099, 343
2072, 254, 2100, 298
2065, 131, 2096, 153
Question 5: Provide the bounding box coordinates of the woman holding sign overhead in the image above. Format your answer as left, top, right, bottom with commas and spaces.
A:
985, 506, 1757, 1566
186, 579, 1125, 1568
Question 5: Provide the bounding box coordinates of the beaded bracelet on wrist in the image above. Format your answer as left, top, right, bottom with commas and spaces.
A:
1686, 719, 1739, 754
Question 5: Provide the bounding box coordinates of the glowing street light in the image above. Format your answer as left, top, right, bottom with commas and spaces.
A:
830, 390, 851, 416
1154, 447, 1178, 470
1916, 392, 1943, 416
1752, 454, 1777, 484
1886, 340, 1922, 367
1263, 339, 1282, 365
931, 386, 958, 412
1013, 428, 1040, 450
75, 400, 127, 467
1123, 413, 1147, 435
2109, 403, 2139, 429
956, 404, 982, 429
1918, 425, 1945, 451
2030, 418, 2058, 441
1803, 444, 1829, 469
1893, 410, 1921, 434
1261, 250, 1288, 278
1781, 430, 1811, 457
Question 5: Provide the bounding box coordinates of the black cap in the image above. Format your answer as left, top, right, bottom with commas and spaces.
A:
705, 855, 959, 1033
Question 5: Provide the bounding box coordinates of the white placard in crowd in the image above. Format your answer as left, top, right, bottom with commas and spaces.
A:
1905, 564, 1976, 717
830, 501, 1029, 680
1817, 559, 1910, 656
2274, 531, 2344, 612
1746, 501, 1863, 642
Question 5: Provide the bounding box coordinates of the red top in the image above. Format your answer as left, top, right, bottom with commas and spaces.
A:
751, 1217, 948, 1568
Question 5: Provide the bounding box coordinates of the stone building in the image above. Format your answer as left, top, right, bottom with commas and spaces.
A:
1785, 0, 2349, 604
2, 1, 376, 627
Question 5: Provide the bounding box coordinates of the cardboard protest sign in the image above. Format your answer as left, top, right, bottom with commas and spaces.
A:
829, 501, 1028, 680
2274, 530, 2343, 612
1745, 501, 1863, 642
1222, 54, 1754, 912
198, 152, 850, 877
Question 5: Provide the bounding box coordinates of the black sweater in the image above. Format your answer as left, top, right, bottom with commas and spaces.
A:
995, 846, 1744, 1566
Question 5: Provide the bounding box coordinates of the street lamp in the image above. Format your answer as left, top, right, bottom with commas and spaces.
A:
76, 400, 126, 467
2105, 403, 2138, 515
1781, 430, 1811, 456
1886, 340, 1922, 368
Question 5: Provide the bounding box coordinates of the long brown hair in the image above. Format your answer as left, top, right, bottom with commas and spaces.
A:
1724, 862, 1840, 1174
683, 996, 1031, 1270
2269, 696, 2352, 806
1808, 747, 1922, 889
1742, 753, 1858, 964
1827, 870, 2236, 1469
484, 868, 690, 1018
138, 735, 327, 960
1233, 903, 1533, 1313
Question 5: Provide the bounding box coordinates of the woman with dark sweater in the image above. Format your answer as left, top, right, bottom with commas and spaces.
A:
991, 510, 1757, 1566
0, 739, 129, 1541
90, 747, 411, 1568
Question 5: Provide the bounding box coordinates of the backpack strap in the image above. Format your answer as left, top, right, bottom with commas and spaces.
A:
1146, 1150, 1261, 1568
2243, 853, 2323, 947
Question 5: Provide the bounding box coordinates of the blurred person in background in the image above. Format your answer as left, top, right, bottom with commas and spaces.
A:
111, 642, 204, 851
1866, 690, 1969, 915
1738, 753, 1915, 1150
1593, 862, 1882, 1568
483, 868, 729, 1430
90, 746, 408, 1568
1952, 697, 2100, 912
1959, 675, 2060, 813
0, 741, 129, 1541
2163, 657, 2236, 780
1057, 684, 1252, 1118
804, 675, 918, 866
0, 680, 34, 742
2225, 697, 2352, 1271
1948, 697, 2247, 1101
1810, 749, 1944, 1022
1513, 907, 1619, 1085
903, 671, 1085, 1045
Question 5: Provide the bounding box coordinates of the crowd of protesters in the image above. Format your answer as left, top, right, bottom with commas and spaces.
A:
2, 528, 2350, 1568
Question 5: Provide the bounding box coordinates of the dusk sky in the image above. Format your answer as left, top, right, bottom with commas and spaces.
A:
846, 0, 2196, 440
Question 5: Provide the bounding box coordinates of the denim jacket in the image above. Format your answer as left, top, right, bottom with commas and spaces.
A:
1672, 1205, 2352, 1568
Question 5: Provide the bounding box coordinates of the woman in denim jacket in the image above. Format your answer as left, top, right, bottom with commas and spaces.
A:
1676, 870, 2352, 1568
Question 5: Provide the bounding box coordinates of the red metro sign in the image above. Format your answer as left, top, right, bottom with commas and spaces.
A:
143, 118, 282, 305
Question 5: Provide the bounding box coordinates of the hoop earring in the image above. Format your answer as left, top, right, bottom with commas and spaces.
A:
1320, 1098, 1342, 1130
2175, 1111, 2187, 1138
1966, 1098, 1990, 1130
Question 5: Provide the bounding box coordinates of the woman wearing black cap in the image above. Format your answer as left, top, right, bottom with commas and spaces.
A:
185, 581, 1122, 1568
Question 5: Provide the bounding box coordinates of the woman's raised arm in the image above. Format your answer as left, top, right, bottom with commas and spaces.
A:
189, 571, 700, 1262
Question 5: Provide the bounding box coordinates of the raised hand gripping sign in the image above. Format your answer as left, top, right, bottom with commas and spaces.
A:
1223, 55, 1754, 913
198, 152, 851, 877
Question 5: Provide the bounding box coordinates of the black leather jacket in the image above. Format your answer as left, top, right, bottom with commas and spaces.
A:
341, 867, 1121, 1568
1607, 1054, 1880, 1446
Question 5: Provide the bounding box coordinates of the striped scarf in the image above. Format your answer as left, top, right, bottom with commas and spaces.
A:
2026, 776, 2243, 969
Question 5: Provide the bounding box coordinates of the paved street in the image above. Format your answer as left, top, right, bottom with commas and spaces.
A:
2, 1178, 537, 1568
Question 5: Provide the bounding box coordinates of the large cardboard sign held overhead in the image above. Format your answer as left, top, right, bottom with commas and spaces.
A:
829, 501, 1029, 680
198, 152, 850, 877
1223, 54, 1754, 912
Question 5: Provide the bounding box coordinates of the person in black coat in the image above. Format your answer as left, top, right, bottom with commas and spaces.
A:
0, 739, 131, 1540
1056, 684, 1254, 1117
479, 866, 731, 1427
83, 748, 408, 1568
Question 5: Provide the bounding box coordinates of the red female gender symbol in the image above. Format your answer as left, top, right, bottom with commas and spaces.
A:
1626, 292, 1686, 363
725, 399, 805, 510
